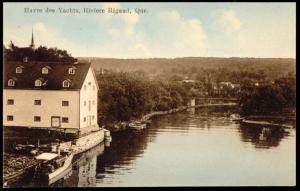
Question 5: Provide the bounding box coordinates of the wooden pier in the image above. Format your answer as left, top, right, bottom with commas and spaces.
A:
241, 119, 294, 129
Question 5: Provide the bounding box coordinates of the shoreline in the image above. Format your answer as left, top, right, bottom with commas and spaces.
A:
106, 102, 238, 132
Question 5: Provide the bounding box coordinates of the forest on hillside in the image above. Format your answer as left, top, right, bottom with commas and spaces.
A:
80, 57, 295, 83
90, 57, 295, 124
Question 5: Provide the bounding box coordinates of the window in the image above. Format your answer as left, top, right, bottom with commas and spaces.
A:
63, 80, 70, 88
34, 116, 41, 122
62, 117, 69, 123
93, 85, 95, 91
92, 100, 95, 105
92, 115, 95, 120
35, 79, 42, 87
16, 67, 23, 74
88, 82, 92, 85
62, 101, 69, 106
68, 68, 76, 75
7, 99, 14, 105
7, 115, 14, 121
34, 100, 41, 105
84, 101, 86, 106
8, 79, 15, 87
83, 117, 86, 122
89, 100, 91, 111
42, 67, 49, 74
84, 85, 87, 90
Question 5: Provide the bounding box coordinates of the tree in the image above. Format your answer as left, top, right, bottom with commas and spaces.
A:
4, 44, 75, 62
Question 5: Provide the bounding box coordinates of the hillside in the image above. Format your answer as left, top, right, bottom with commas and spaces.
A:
78, 57, 295, 80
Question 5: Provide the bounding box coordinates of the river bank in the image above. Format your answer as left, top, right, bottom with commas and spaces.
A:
105, 103, 238, 132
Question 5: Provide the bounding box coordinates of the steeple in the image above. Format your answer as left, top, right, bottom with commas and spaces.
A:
29, 27, 35, 49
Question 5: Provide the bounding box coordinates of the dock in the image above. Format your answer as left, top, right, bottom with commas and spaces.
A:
3, 128, 111, 187
242, 119, 294, 129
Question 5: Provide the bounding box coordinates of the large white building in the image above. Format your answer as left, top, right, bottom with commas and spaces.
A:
3, 60, 100, 135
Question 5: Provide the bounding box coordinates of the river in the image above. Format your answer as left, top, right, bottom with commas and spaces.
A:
14, 107, 296, 187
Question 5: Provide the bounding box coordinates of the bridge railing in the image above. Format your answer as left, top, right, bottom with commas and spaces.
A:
196, 97, 238, 104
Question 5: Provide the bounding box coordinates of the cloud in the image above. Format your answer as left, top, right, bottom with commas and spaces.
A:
101, 3, 140, 37
122, 11, 139, 36
157, 10, 206, 56
219, 10, 241, 31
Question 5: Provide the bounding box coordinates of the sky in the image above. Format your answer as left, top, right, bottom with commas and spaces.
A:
3, 2, 296, 58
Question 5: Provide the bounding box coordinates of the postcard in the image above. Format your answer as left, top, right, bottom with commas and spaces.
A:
3, 2, 296, 187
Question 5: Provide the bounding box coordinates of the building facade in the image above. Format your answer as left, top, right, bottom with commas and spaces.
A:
3, 61, 99, 135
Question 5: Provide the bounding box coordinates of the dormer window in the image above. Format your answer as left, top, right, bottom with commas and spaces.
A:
8, 79, 15, 87
68, 67, 76, 75
35, 79, 42, 87
63, 79, 71, 88
16, 67, 23, 74
42, 66, 51, 74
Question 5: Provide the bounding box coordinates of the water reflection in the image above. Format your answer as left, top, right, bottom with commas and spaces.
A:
96, 128, 152, 180
239, 123, 291, 149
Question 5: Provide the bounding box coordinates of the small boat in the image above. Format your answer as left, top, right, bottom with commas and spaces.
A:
230, 114, 244, 122
34, 151, 73, 183
128, 121, 147, 130
48, 165, 72, 185
14, 144, 36, 155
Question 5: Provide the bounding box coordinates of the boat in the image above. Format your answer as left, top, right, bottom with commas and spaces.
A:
14, 144, 36, 155
128, 121, 147, 130
230, 114, 244, 122
48, 165, 72, 185
34, 151, 73, 183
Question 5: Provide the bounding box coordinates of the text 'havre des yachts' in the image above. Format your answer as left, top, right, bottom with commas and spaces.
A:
24, 7, 147, 15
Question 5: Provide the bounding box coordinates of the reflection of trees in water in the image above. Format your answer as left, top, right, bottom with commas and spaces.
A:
239, 123, 290, 148
150, 107, 235, 132
96, 128, 152, 177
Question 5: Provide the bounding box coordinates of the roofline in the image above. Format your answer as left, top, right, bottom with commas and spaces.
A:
3, 88, 81, 91
90, 66, 100, 90
5, 61, 78, 64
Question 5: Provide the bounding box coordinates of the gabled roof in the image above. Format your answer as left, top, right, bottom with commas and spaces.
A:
4, 61, 92, 90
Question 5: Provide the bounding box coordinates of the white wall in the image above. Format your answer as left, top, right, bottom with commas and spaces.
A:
79, 67, 99, 129
3, 89, 80, 129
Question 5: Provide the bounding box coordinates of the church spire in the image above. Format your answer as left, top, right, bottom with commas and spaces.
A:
29, 27, 35, 49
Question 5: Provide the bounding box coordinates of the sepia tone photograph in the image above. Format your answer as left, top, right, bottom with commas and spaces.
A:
3, 2, 296, 187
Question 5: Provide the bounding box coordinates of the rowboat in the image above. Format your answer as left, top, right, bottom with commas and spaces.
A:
128, 121, 147, 130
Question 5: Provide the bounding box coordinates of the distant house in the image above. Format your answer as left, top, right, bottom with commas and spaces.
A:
219, 82, 234, 89
3, 60, 100, 135
181, 79, 196, 83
